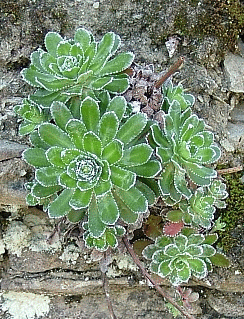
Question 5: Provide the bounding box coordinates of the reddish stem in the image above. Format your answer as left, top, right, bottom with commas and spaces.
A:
123, 235, 196, 319
154, 57, 185, 89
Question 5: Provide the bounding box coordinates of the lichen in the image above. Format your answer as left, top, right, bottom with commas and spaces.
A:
1, 291, 50, 319
107, 254, 138, 277
59, 244, 80, 265
3, 221, 31, 257
0, 239, 5, 255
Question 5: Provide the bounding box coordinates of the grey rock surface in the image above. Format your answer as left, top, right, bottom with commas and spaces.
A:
224, 53, 244, 93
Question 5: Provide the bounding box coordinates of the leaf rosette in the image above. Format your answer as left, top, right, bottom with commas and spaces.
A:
162, 81, 195, 112
143, 233, 219, 286
22, 28, 134, 108
167, 180, 228, 229
23, 96, 161, 247
151, 101, 221, 204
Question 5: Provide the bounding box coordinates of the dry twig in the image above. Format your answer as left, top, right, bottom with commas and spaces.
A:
123, 235, 196, 319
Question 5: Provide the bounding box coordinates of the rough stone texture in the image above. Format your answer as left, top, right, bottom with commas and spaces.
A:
0, 0, 244, 318
224, 53, 244, 93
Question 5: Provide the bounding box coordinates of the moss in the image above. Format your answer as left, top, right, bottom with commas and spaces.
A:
218, 172, 244, 251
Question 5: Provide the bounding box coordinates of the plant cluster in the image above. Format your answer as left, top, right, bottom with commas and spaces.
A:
16, 28, 230, 318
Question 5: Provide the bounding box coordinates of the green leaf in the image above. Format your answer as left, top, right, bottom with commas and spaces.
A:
209, 253, 230, 267
32, 183, 62, 199
174, 170, 192, 199
74, 28, 91, 52
184, 161, 216, 186
57, 41, 71, 56
94, 180, 112, 196
26, 192, 39, 206
107, 96, 126, 120
142, 244, 158, 260
99, 52, 134, 76
88, 194, 106, 238
30, 49, 46, 72
112, 189, 139, 224
174, 235, 187, 252
118, 144, 153, 167
80, 97, 100, 132
36, 167, 62, 186
135, 180, 156, 206
102, 140, 123, 164
30, 89, 69, 108
188, 234, 205, 246
89, 32, 115, 73
45, 32, 63, 57
51, 101, 73, 131
110, 165, 136, 190
151, 124, 170, 148
61, 149, 81, 164
48, 189, 74, 217
158, 260, 171, 277
203, 233, 218, 245
177, 265, 191, 283
104, 76, 129, 94
83, 132, 102, 157
201, 244, 216, 257
164, 244, 180, 256
46, 147, 66, 167
97, 192, 119, 225
91, 76, 113, 89
23, 148, 50, 167
116, 113, 147, 144
69, 188, 92, 209
59, 172, 77, 188
65, 119, 87, 150
106, 230, 117, 248
166, 210, 184, 222
30, 131, 49, 149
128, 160, 161, 177
98, 112, 119, 146
67, 209, 86, 223
19, 122, 36, 135
187, 258, 206, 275
115, 186, 147, 213
39, 123, 75, 148
36, 77, 74, 92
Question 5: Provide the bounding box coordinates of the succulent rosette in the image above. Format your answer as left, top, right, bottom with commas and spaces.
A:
22, 28, 134, 108
23, 96, 161, 249
143, 232, 221, 286
162, 81, 195, 112
150, 101, 221, 204
166, 180, 228, 229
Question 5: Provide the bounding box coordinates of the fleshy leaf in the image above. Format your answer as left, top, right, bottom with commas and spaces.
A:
88, 194, 106, 238
83, 132, 102, 157
69, 188, 92, 209
39, 123, 75, 148
23, 148, 50, 168
110, 165, 136, 190
80, 97, 100, 132
118, 144, 153, 167
48, 188, 74, 217
209, 253, 230, 267
65, 119, 87, 150
97, 191, 119, 225
102, 140, 123, 165
98, 112, 119, 146
51, 101, 73, 131
116, 112, 147, 144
